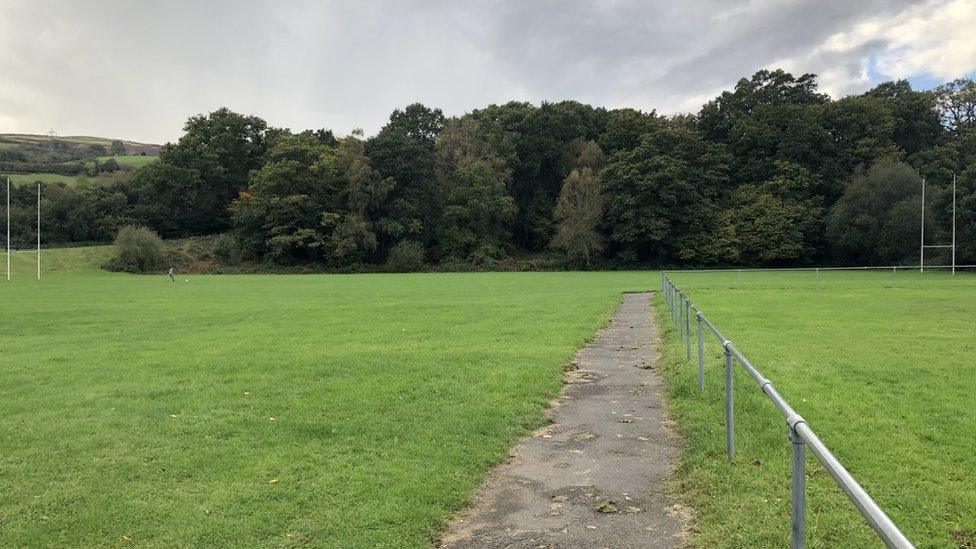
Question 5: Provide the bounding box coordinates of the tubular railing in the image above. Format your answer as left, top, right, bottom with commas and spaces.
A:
662, 272, 913, 549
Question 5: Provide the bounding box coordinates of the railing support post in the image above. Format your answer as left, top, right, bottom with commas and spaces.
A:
679, 295, 685, 338
685, 300, 692, 360
724, 344, 735, 461
790, 427, 806, 549
697, 312, 704, 390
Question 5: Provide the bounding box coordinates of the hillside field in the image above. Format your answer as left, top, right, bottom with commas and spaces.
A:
97, 154, 158, 167
658, 269, 976, 547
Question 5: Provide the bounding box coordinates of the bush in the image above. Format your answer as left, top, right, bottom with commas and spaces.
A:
110, 225, 165, 273
385, 240, 426, 272
212, 233, 242, 265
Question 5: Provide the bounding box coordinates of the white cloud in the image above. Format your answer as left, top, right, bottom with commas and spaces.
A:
770, 0, 976, 97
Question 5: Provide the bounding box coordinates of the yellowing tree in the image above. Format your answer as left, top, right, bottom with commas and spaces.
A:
552, 167, 603, 266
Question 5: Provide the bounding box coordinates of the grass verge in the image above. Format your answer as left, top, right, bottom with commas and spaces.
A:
655, 270, 976, 548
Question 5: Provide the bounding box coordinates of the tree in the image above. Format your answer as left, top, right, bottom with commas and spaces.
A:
598, 108, 661, 155
602, 124, 730, 264
326, 135, 395, 262
109, 140, 126, 156
699, 70, 834, 190
111, 225, 165, 272
821, 95, 900, 175
934, 79, 976, 136
707, 162, 825, 265
864, 80, 943, 156
128, 162, 209, 238
232, 133, 393, 264
366, 104, 444, 246
88, 143, 108, 156
100, 158, 120, 173
434, 118, 516, 259
827, 159, 922, 264
231, 136, 338, 262
552, 168, 603, 266
159, 108, 271, 233
439, 160, 516, 260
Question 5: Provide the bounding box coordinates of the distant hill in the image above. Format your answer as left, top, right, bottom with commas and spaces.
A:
0, 133, 161, 156
0, 133, 161, 185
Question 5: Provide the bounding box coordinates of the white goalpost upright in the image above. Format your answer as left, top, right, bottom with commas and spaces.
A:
37, 181, 40, 279
919, 175, 957, 275
5, 176, 9, 281
4, 176, 41, 281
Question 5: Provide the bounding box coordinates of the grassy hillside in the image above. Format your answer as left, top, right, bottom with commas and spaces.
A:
0, 134, 160, 156
0, 245, 114, 276
3, 172, 82, 184
98, 154, 158, 167
0, 134, 161, 185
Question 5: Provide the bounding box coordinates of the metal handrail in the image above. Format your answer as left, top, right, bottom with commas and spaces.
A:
662, 273, 913, 549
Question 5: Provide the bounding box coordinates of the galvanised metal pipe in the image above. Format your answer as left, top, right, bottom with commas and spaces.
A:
724, 343, 735, 461
794, 423, 913, 548
790, 427, 806, 549
667, 277, 914, 548
679, 294, 685, 338
696, 312, 704, 390
685, 299, 692, 360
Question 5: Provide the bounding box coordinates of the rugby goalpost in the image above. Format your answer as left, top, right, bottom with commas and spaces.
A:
920, 175, 957, 275
5, 176, 41, 281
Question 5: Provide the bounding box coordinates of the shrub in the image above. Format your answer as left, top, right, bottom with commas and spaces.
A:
386, 240, 426, 272
110, 225, 165, 273
212, 233, 242, 265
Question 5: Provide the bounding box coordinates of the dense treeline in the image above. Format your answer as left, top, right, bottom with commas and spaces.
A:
4, 70, 976, 269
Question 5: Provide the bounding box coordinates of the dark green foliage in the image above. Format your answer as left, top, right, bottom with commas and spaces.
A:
864, 80, 942, 156
157, 107, 271, 233
827, 159, 922, 264
13, 72, 974, 269
212, 233, 241, 265
365, 103, 444, 246
385, 240, 426, 272
110, 225, 165, 272
99, 157, 120, 173
602, 124, 730, 263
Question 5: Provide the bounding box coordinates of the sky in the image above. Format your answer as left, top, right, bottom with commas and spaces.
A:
1, 0, 975, 144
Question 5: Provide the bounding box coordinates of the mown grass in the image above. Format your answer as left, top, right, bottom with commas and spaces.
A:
0, 251, 655, 547
2, 245, 114, 275
97, 155, 158, 167
657, 269, 976, 548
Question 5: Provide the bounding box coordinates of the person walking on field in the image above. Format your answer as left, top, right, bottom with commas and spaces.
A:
167, 266, 175, 282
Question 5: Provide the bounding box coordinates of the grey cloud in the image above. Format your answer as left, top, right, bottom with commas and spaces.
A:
0, 0, 965, 143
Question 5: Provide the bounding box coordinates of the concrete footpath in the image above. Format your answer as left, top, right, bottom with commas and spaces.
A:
440, 292, 689, 548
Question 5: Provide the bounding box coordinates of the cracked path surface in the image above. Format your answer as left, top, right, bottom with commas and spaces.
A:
440, 292, 688, 548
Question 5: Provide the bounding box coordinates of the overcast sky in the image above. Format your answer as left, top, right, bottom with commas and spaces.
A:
1, 0, 975, 144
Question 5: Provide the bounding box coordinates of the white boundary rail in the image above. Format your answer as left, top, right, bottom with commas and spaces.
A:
662, 271, 914, 549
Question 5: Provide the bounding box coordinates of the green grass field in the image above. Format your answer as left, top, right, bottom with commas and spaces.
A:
658, 269, 976, 548
4, 252, 973, 547
98, 154, 158, 167
2, 172, 83, 185
0, 250, 654, 547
